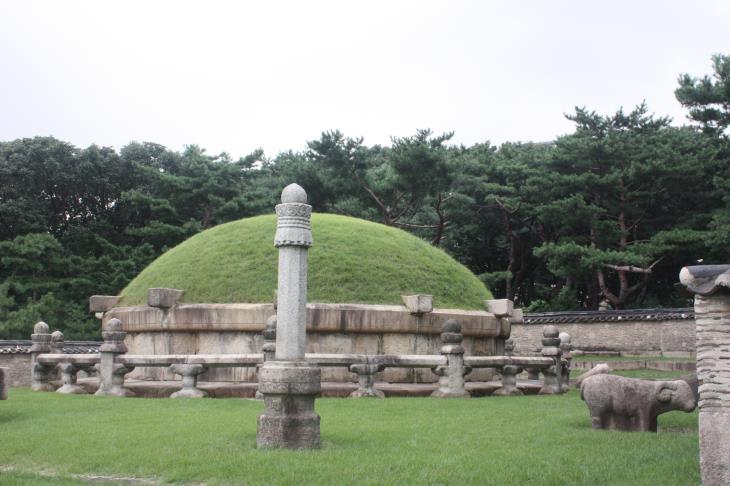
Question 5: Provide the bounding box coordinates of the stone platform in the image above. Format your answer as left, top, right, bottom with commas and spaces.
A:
74, 378, 546, 398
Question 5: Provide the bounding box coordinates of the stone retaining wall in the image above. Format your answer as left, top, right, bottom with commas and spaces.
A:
106, 302, 509, 383
511, 308, 695, 356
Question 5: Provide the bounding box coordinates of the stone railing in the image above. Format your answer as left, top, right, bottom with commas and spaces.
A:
29, 317, 570, 399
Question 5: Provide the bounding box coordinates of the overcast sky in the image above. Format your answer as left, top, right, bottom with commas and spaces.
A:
1, 1, 728, 159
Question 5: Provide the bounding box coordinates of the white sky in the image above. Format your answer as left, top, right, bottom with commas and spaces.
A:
1, 1, 728, 159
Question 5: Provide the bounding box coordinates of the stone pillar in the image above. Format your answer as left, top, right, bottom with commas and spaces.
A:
539, 325, 563, 395
431, 319, 471, 398
257, 183, 321, 449
30, 321, 55, 392
255, 315, 277, 399
95, 318, 135, 397
494, 339, 523, 396
169, 364, 208, 398
350, 364, 385, 398
0, 367, 8, 400
680, 265, 730, 486
559, 332, 572, 393
57, 362, 88, 395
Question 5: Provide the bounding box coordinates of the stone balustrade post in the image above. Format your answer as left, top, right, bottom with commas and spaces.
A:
169, 364, 208, 398
257, 184, 321, 449
431, 319, 471, 398
30, 321, 55, 391
57, 362, 88, 395
0, 367, 8, 400
494, 338, 523, 396
349, 363, 385, 398
95, 318, 135, 397
559, 332, 572, 393
255, 315, 277, 399
539, 325, 563, 395
680, 265, 730, 486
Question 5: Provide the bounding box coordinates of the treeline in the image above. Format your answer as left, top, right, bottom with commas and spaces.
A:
1, 56, 729, 340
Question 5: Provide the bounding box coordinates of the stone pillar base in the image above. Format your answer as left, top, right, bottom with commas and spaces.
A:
700, 411, 730, 485
257, 361, 321, 449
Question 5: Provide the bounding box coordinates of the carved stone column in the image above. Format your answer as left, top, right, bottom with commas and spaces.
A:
559, 332, 572, 393
0, 367, 8, 400
539, 325, 563, 395
257, 184, 321, 449
169, 364, 208, 398
30, 321, 55, 391
680, 265, 730, 486
349, 363, 385, 398
494, 339, 523, 396
57, 361, 88, 395
431, 319, 471, 398
95, 318, 135, 397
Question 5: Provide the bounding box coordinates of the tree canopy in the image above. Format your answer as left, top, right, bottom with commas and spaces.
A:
1, 54, 728, 339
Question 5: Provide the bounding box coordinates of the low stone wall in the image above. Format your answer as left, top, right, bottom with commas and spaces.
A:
511, 309, 695, 357
0, 355, 29, 387
0, 341, 100, 387
106, 302, 510, 383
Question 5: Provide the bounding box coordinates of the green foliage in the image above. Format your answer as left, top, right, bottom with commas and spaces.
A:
119, 213, 492, 309
2, 54, 729, 319
676, 54, 730, 137
0, 390, 699, 485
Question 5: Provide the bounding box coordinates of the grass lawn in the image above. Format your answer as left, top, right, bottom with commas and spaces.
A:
0, 385, 698, 485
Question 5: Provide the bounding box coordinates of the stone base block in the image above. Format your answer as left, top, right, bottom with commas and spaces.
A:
56, 384, 88, 395
171, 388, 208, 398
700, 410, 730, 486
350, 388, 385, 398
95, 387, 136, 398
430, 389, 471, 398
492, 387, 524, 396
257, 411, 321, 449
257, 361, 321, 449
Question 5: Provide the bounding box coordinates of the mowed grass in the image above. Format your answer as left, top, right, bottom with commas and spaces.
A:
0, 387, 698, 485
119, 214, 491, 310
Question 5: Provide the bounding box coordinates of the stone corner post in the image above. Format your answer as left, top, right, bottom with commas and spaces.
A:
430, 319, 471, 398
257, 183, 321, 449
538, 325, 563, 395
95, 318, 135, 397
680, 264, 730, 486
0, 367, 7, 400
30, 321, 55, 391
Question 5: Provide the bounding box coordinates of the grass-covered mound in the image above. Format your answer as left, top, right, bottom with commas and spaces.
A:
119, 213, 491, 309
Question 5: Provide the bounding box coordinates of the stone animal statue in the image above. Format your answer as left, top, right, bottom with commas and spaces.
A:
580, 373, 696, 432
575, 362, 612, 388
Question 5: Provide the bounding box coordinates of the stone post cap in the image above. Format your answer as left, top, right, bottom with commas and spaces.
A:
401, 294, 433, 315
679, 265, 730, 296
51, 330, 64, 343
89, 295, 121, 313
33, 321, 50, 335
485, 299, 514, 317
147, 288, 184, 309
100, 318, 127, 353
274, 184, 313, 248
509, 308, 524, 324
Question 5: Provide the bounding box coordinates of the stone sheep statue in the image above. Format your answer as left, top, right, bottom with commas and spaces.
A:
580, 372, 696, 432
